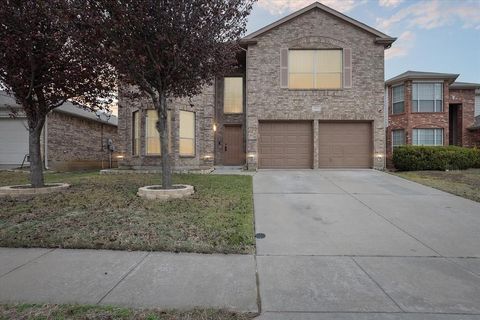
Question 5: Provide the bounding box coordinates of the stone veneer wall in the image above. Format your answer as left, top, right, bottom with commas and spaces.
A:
46, 111, 118, 171
245, 8, 387, 170
117, 85, 215, 170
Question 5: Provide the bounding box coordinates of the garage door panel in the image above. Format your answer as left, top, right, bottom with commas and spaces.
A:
0, 118, 29, 165
319, 122, 372, 169
259, 121, 313, 169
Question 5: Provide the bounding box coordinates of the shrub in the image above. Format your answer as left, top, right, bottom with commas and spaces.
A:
392, 145, 480, 171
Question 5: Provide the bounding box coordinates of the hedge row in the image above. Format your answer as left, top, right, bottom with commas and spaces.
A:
392, 145, 480, 171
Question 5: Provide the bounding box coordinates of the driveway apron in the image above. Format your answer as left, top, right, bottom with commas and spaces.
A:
253, 170, 480, 318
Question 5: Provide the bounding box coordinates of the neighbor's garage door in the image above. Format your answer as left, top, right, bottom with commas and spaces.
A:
259, 121, 312, 169
0, 118, 29, 165
318, 122, 372, 168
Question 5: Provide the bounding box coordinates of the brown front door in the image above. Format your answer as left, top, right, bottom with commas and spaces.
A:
258, 121, 313, 169
223, 125, 245, 165
318, 122, 373, 168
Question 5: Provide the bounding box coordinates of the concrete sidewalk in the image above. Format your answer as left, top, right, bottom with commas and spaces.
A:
0, 248, 258, 312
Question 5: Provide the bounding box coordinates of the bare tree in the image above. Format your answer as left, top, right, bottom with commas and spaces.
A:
88, 0, 254, 188
0, 0, 116, 187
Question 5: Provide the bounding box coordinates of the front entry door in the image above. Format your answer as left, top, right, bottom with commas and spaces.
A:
223, 125, 245, 165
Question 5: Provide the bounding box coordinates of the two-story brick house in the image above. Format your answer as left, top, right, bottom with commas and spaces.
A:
385, 71, 480, 164
117, 2, 396, 171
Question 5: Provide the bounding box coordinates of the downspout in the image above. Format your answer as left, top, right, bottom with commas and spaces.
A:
44, 114, 49, 170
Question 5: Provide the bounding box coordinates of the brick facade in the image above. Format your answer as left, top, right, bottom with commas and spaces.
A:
46, 111, 118, 171
245, 8, 387, 170
117, 5, 392, 171
386, 78, 478, 166
117, 85, 215, 170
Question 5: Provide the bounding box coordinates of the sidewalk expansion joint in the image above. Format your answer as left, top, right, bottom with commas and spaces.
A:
0, 248, 56, 279
96, 251, 150, 305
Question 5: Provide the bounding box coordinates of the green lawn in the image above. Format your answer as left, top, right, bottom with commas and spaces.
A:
0, 304, 254, 320
394, 169, 480, 202
0, 171, 254, 254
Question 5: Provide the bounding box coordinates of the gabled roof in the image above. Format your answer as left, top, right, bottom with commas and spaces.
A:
449, 82, 480, 90
386, 71, 460, 86
0, 91, 117, 126
241, 2, 396, 47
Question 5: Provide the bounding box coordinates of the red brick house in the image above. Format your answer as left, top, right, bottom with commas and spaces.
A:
385, 71, 480, 164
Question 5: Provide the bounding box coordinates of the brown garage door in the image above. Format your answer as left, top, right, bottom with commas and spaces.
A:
318, 122, 372, 168
259, 121, 313, 169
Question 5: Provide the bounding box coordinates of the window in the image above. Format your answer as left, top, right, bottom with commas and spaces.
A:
145, 110, 171, 155
412, 83, 443, 112
180, 111, 195, 156
288, 49, 342, 89
132, 110, 140, 156
412, 128, 444, 146
392, 129, 405, 147
392, 85, 404, 114
224, 77, 243, 114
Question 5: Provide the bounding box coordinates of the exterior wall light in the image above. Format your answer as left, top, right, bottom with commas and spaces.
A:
213, 123, 217, 132
247, 153, 256, 159
203, 155, 213, 160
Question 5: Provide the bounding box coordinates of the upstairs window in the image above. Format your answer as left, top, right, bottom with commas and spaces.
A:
412, 83, 443, 112
392, 85, 405, 114
224, 77, 243, 114
288, 49, 342, 89
412, 128, 443, 146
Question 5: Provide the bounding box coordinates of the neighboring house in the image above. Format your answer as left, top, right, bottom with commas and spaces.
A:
385, 71, 480, 163
118, 2, 396, 171
0, 91, 119, 171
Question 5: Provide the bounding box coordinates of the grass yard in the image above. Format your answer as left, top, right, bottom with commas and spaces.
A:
394, 169, 480, 202
0, 304, 255, 320
0, 171, 254, 254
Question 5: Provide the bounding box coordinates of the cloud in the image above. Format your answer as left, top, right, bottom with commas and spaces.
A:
385, 30, 415, 60
377, 0, 480, 32
257, 0, 362, 15
378, 0, 403, 8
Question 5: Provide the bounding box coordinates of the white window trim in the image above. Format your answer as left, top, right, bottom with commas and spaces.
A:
288, 49, 343, 90
412, 128, 444, 146
392, 129, 405, 147
392, 84, 405, 114
412, 81, 443, 113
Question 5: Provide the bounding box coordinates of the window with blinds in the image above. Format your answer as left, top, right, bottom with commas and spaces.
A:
392, 129, 405, 147
145, 110, 171, 155
412, 128, 443, 146
179, 111, 195, 156
412, 83, 443, 112
224, 77, 243, 114
288, 49, 342, 89
392, 85, 405, 114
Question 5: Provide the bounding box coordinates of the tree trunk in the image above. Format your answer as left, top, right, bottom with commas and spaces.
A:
154, 91, 172, 189
28, 119, 45, 188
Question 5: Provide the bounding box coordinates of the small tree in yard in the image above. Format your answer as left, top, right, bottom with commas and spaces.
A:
90, 0, 254, 189
0, 0, 115, 187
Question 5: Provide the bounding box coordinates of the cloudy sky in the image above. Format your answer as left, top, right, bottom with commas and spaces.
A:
245, 0, 480, 82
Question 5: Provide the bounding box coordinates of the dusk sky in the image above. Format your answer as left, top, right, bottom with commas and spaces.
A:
245, 0, 480, 83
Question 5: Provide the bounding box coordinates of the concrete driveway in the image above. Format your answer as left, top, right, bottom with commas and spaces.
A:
254, 170, 480, 319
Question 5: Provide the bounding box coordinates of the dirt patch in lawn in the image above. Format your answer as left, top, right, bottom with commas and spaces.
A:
0, 171, 254, 254
0, 304, 256, 320
394, 169, 480, 202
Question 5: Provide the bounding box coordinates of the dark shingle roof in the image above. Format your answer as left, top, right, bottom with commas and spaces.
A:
0, 91, 117, 126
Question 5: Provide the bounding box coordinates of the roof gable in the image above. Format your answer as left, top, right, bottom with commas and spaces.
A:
242, 2, 396, 47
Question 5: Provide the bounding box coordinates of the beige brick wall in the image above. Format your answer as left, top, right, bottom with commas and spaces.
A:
46, 111, 118, 171
245, 9, 387, 170
117, 85, 215, 170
